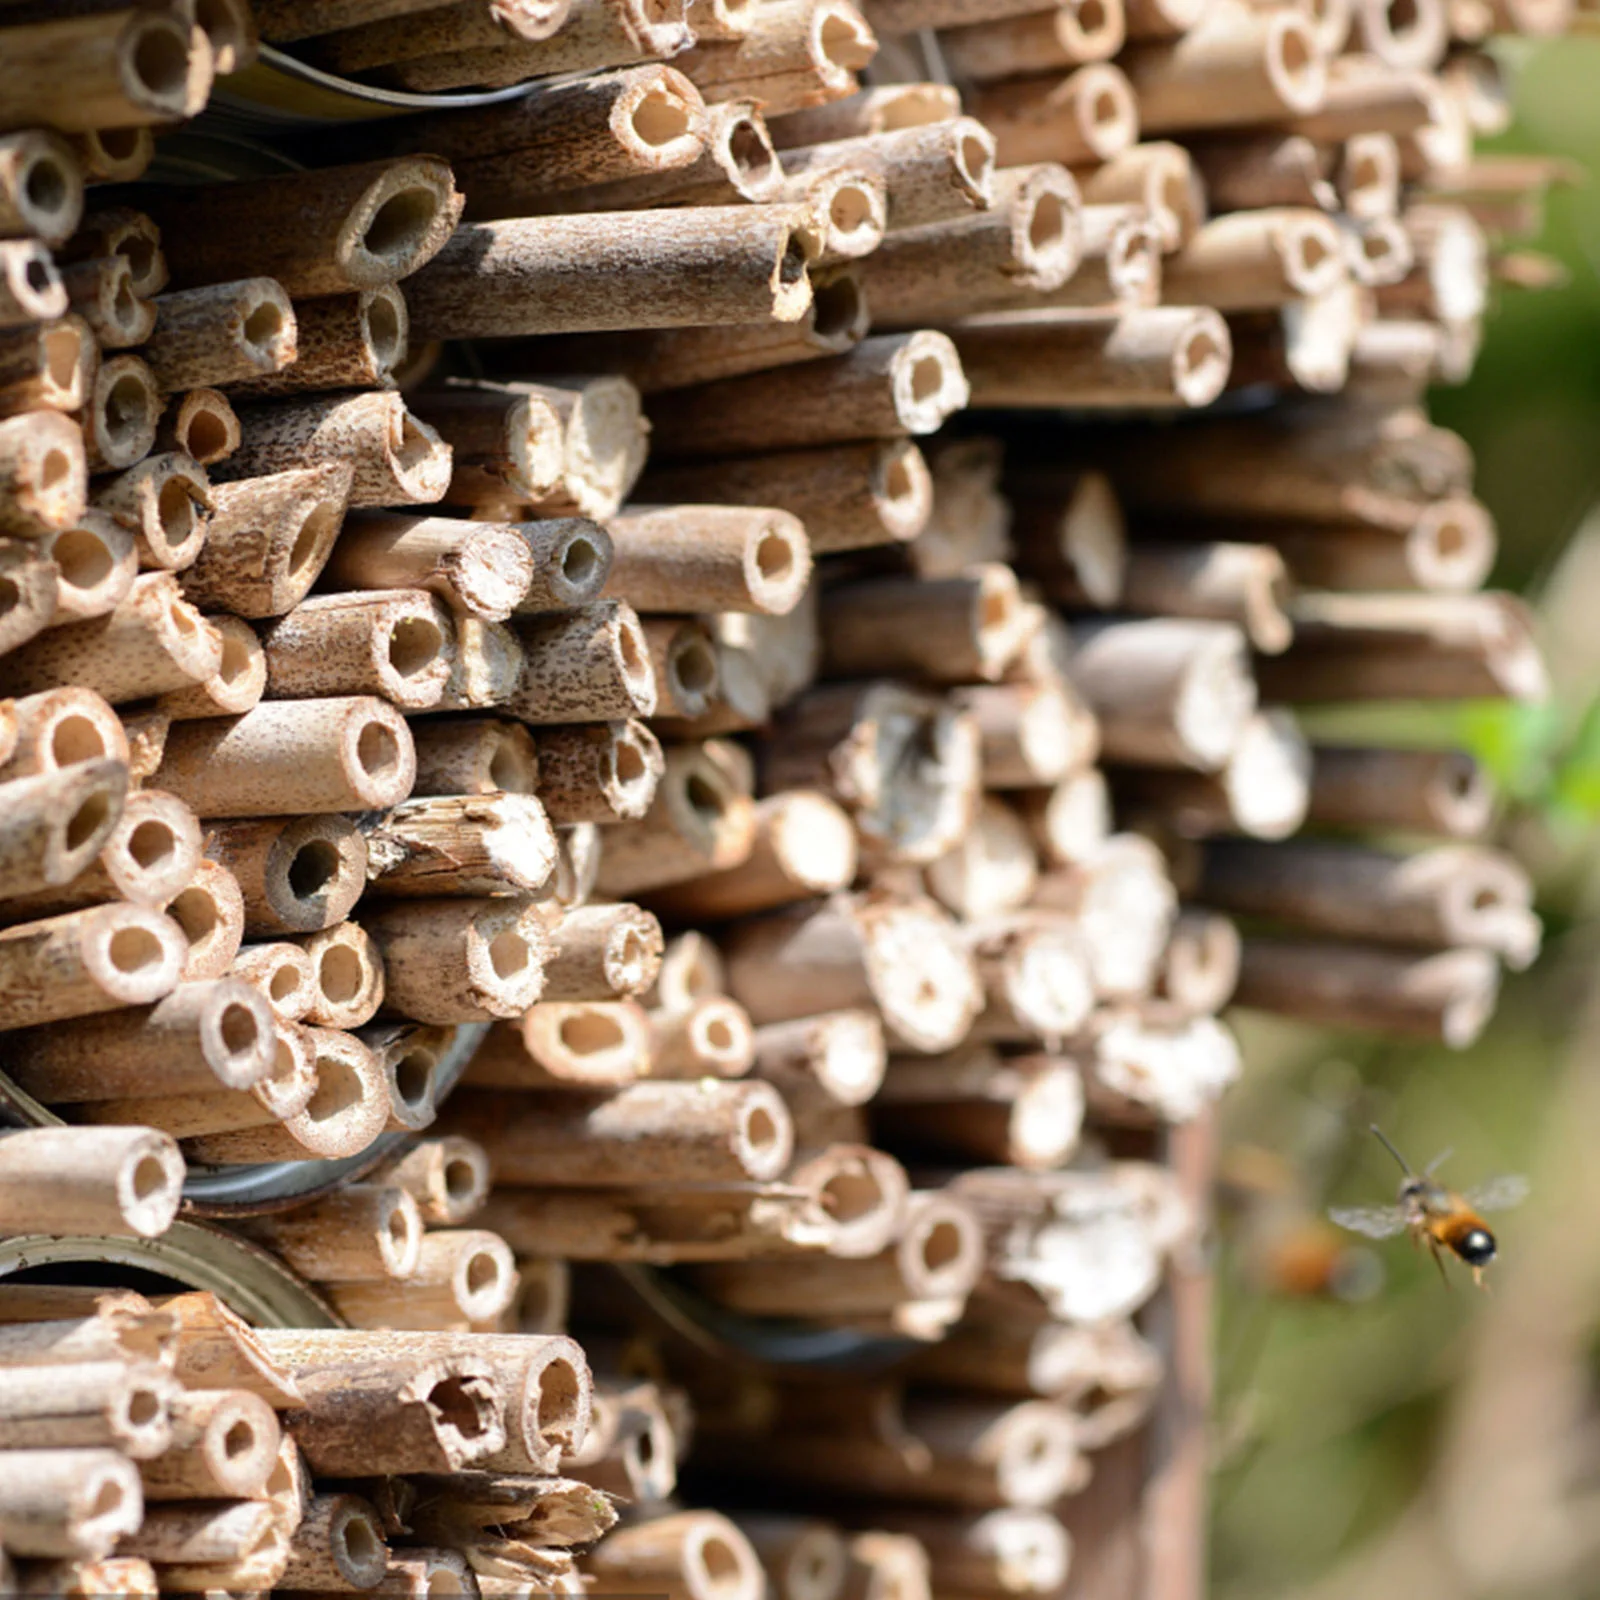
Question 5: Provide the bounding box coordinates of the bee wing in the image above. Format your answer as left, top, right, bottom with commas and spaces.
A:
1328, 1204, 1409, 1239
1464, 1174, 1530, 1213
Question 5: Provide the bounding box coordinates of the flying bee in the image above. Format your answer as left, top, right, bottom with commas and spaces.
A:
1328, 1125, 1528, 1287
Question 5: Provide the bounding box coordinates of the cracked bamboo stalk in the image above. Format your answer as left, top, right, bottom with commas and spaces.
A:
145, 160, 462, 297
363, 793, 558, 898
362, 897, 550, 1023
0, 760, 126, 900
641, 437, 931, 553
93, 451, 210, 572
0, 316, 92, 417
138, 1388, 281, 1501
203, 813, 369, 937
4, 978, 275, 1103
438, 617, 524, 711
219, 391, 452, 509
152, 696, 416, 817
411, 717, 540, 797
648, 331, 968, 457
0, 1127, 183, 1239
141, 279, 298, 393
0, 903, 187, 1029
406, 208, 812, 340
227, 285, 410, 398
84, 357, 160, 474
0, 410, 87, 537
180, 462, 351, 619
445, 1079, 793, 1184
324, 513, 535, 623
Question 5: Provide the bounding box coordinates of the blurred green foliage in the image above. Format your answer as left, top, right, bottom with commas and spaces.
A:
1209, 36, 1600, 1600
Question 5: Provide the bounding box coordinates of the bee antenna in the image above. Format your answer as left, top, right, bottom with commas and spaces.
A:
1370, 1125, 1413, 1175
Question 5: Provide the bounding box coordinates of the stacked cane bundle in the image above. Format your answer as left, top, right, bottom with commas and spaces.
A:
0, 0, 1574, 1591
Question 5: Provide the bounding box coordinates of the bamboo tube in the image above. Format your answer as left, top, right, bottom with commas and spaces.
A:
184, 1025, 390, 1161
644, 330, 966, 456
16, 1555, 159, 1598
724, 892, 982, 1051
731, 1517, 846, 1600
1079, 141, 1205, 250
308, 0, 574, 73
0, 130, 82, 248
1116, 541, 1293, 652
141, 280, 298, 393
0, 903, 187, 1029
1157, 908, 1240, 1014
254, 0, 478, 38
323, 513, 534, 624
150, 1292, 303, 1408
760, 681, 980, 865
858, 164, 1082, 325
1305, 743, 1492, 837
952, 307, 1232, 409
361, 897, 549, 1023
1340, 130, 1401, 218
876, 1048, 1085, 1169
1252, 499, 1496, 592
1035, 205, 1161, 311
230, 285, 410, 399
841, 1533, 930, 1600
383, 1135, 492, 1225
276, 1493, 388, 1592
409, 383, 566, 511
1188, 131, 1339, 211
0, 1127, 183, 1239
1121, 5, 1327, 131
674, 0, 877, 117
643, 438, 931, 555
820, 563, 1032, 684
1019, 767, 1111, 867
68, 127, 153, 184
59, 255, 147, 347
769, 82, 961, 145
781, 165, 887, 265
508, 600, 657, 723
643, 619, 720, 722
604, 504, 812, 616
1234, 937, 1499, 1047
0, 410, 87, 537
261, 589, 454, 711
5, 978, 275, 1102
1067, 617, 1254, 769
585, 1510, 764, 1600
60, 206, 166, 298
180, 462, 351, 619
648, 994, 755, 1077
326, 1229, 520, 1329
412, 717, 540, 797
942, 0, 1125, 79
467, 1000, 653, 1088
0, 1450, 142, 1560
652, 928, 725, 1011
1193, 837, 1534, 958
146, 160, 461, 297
1255, 591, 1547, 702
232, 942, 316, 1020
138, 1388, 281, 1501
968, 910, 1098, 1043
203, 813, 368, 936
93, 451, 211, 572
84, 357, 161, 474
445, 1078, 792, 1183
155, 614, 267, 720
364, 793, 557, 898
593, 739, 757, 897
1161, 207, 1345, 307
869, 1510, 1068, 1594
406, 208, 812, 340
1113, 705, 1310, 839
0, 760, 127, 900
161, 856, 246, 983
0, 316, 92, 417
297, 922, 387, 1029
925, 795, 1038, 920
1345, 215, 1412, 289
0, 538, 56, 656
368, 1548, 479, 1599
752, 1009, 885, 1105
130, 1500, 289, 1589
122, 712, 170, 788
911, 434, 1009, 577
220, 391, 452, 509
153, 696, 417, 817
0, 574, 213, 712
539, 271, 869, 392
552, 821, 602, 907
540, 903, 664, 1000
360, 1019, 457, 1132
1352, 0, 1446, 66
968, 65, 1140, 168
953, 679, 1097, 789
1032, 833, 1177, 997
644, 790, 857, 921
1087, 1007, 1240, 1120
385, 0, 692, 91
0, 1288, 176, 1365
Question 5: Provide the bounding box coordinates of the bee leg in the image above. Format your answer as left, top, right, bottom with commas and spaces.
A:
1474, 1266, 1489, 1293
1429, 1240, 1451, 1289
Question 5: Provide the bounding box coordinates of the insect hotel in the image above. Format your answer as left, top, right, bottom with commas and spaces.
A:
0, 0, 1568, 1594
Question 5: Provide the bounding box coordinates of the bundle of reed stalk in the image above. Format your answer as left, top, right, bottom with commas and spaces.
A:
0, 0, 1572, 1594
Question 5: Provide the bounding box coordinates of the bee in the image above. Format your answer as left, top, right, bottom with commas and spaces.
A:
1329, 1125, 1528, 1287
